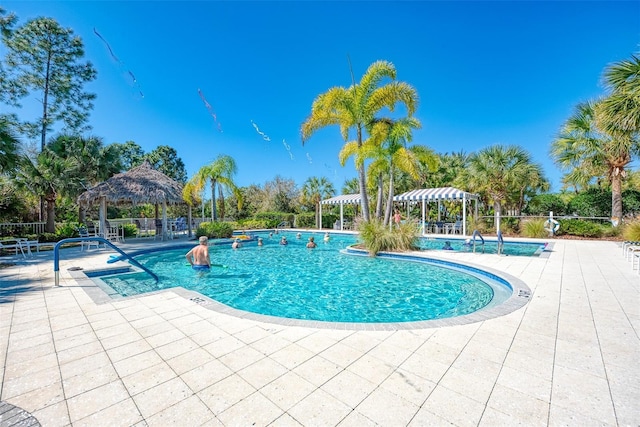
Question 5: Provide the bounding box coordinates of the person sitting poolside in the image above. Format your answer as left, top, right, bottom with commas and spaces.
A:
442, 241, 453, 250
185, 236, 211, 270
232, 237, 242, 249
323, 232, 330, 242
280, 236, 288, 245
306, 236, 317, 248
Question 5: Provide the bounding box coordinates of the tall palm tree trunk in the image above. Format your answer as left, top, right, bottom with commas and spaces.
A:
357, 126, 370, 221
218, 184, 226, 220
211, 180, 217, 221
383, 166, 395, 226
376, 173, 384, 219
611, 172, 623, 221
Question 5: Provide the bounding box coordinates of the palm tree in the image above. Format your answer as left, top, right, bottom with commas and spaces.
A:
301, 176, 335, 228
182, 180, 201, 237
353, 117, 425, 226
457, 145, 536, 230
15, 149, 78, 232
47, 134, 122, 222
551, 101, 639, 222
301, 60, 418, 222
598, 53, 640, 134
193, 155, 242, 221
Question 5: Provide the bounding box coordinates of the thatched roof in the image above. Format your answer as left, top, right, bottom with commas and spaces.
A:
78, 160, 184, 206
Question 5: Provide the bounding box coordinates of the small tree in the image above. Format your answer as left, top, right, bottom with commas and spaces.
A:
1, 15, 97, 150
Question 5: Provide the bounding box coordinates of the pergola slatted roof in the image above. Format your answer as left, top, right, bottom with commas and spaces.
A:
320, 194, 362, 205
394, 187, 478, 202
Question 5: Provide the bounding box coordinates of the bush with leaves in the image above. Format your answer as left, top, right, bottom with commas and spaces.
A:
236, 219, 271, 229
56, 222, 82, 239
524, 194, 567, 215
253, 212, 295, 228
567, 188, 611, 217
558, 219, 603, 238
122, 223, 137, 238
196, 222, 233, 239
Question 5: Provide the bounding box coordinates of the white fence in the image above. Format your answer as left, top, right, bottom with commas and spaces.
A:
0, 222, 47, 237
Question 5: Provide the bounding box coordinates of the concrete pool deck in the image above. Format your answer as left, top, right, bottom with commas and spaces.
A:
0, 236, 638, 426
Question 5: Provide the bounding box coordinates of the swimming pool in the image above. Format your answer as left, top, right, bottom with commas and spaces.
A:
95, 232, 530, 325
416, 237, 548, 256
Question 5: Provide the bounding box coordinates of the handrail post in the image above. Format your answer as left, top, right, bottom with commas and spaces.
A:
54, 237, 158, 287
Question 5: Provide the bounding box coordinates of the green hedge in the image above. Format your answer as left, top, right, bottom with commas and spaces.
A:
253, 212, 295, 228
196, 221, 234, 239
235, 219, 271, 229
558, 219, 604, 238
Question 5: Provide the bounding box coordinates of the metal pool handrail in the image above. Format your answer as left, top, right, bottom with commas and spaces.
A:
471, 230, 485, 253
497, 230, 504, 255
53, 237, 159, 287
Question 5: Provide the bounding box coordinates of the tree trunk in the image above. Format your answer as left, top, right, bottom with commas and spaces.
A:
376, 173, 384, 219
218, 183, 225, 220
211, 180, 217, 221
611, 171, 623, 224
45, 195, 56, 233
383, 166, 395, 227
356, 125, 370, 221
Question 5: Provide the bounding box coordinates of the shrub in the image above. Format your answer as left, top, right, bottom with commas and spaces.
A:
196, 221, 233, 239
558, 219, 603, 238
524, 194, 567, 215
122, 223, 137, 238
622, 221, 640, 241
56, 222, 82, 239
236, 219, 271, 229
500, 217, 520, 235
567, 188, 611, 217
38, 232, 58, 243
622, 190, 640, 217
521, 219, 548, 238
295, 213, 315, 228
357, 219, 418, 255
253, 212, 295, 228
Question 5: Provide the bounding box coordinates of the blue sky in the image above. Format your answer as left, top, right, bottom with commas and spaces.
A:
4, 1, 639, 193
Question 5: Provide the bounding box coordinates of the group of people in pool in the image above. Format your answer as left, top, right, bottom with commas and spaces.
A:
185, 232, 332, 270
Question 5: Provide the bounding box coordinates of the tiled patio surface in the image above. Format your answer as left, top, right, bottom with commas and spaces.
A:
0, 236, 638, 426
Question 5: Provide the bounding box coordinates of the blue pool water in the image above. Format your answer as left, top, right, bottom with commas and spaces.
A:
99, 232, 518, 323
417, 237, 547, 256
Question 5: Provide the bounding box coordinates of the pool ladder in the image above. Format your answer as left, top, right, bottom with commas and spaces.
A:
471, 230, 485, 253
497, 230, 504, 255
53, 237, 158, 287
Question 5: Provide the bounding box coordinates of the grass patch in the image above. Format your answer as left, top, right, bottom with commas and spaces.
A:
357, 219, 419, 255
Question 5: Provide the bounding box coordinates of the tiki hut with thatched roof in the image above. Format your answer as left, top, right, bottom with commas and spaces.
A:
78, 160, 184, 240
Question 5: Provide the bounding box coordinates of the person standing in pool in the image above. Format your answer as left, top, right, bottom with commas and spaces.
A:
186, 236, 211, 270
306, 236, 317, 248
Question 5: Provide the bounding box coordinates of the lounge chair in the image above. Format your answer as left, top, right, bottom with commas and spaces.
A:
0, 240, 25, 258
78, 227, 100, 251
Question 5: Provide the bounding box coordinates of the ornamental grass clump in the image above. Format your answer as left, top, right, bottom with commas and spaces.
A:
622, 221, 640, 241
521, 219, 548, 238
357, 219, 419, 256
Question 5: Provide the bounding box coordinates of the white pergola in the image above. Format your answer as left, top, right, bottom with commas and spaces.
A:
319, 194, 361, 230
393, 187, 479, 236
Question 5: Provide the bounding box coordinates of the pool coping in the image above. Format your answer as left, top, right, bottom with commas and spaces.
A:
66, 246, 532, 331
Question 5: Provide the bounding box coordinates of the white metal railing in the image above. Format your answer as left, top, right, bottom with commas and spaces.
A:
1, 217, 203, 238
0, 222, 46, 237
